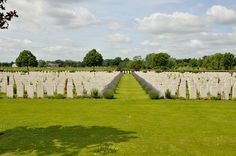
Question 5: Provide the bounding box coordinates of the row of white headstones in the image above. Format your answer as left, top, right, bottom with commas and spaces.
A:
135, 72, 236, 100
0, 72, 120, 98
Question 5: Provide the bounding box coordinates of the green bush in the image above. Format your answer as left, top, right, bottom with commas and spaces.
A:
54, 94, 66, 99
82, 88, 87, 96
178, 97, 186, 100
210, 95, 221, 100
23, 90, 28, 98
103, 90, 114, 99
149, 90, 160, 99
90, 88, 100, 98
165, 89, 172, 99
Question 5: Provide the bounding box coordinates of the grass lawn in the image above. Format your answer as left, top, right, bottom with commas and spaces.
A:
0, 75, 236, 155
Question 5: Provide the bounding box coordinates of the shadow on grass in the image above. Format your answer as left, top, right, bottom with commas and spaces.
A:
0, 125, 137, 155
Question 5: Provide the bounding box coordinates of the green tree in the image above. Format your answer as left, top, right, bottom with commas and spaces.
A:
113, 57, 122, 66
189, 58, 199, 68
222, 53, 235, 70
38, 60, 47, 68
145, 53, 156, 69
153, 53, 171, 70
0, 0, 18, 29
127, 56, 143, 71
15, 50, 38, 71
83, 49, 103, 71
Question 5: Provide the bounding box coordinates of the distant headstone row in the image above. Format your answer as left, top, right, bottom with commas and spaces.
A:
0, 71, 120, 99
135, 72, 236, 100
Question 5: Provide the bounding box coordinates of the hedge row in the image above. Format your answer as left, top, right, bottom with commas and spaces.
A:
102, 72, 123, 99
132, 72, 160, 99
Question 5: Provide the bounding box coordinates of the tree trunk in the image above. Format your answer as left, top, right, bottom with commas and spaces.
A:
27, 66, 29, 74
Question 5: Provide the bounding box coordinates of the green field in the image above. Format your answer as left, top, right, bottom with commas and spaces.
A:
0, 75, 236, 156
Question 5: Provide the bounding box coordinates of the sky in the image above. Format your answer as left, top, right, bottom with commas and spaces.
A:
1, 0, 236, 62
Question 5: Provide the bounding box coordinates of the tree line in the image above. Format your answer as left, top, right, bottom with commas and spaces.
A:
1, 49, 236, 71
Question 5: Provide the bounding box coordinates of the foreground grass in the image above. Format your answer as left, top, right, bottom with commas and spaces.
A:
0, 99, 236, 155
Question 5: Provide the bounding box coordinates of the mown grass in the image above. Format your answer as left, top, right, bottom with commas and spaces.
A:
115, 74, 149, 100
0, 74, 236, 155
0, 99, 236, 155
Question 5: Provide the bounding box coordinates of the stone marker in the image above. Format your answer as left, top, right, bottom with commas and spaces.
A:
17, 83, 24, 98
6, 85, 14, 98
37, 83, 44, 98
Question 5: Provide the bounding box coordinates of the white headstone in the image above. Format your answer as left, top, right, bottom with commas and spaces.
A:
37, 83, 44, 98
179, 86, 186, 98
67, 85, 74, 98
27, 85, 34, 99
76, 85, 84, 96
189, 86, 197, 99
6, 85, 14, 98
0, 82, 7, 93
232, 85, 236, 99
57, 85, 64, 95
210, 86, 218, 97
199, 85, 208, 98
16, 83, 24, 98
46, 85, 54, 96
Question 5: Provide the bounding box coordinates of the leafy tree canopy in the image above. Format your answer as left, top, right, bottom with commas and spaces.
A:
15, 50, 38, 67
83, 49, 103, 67
0, 0, 18, 29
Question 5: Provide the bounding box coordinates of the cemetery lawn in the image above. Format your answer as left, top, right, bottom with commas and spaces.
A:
0, 101, 236, 155
0, 75, 236, 155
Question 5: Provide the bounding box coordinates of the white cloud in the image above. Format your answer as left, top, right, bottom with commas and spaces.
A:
0, 38, 37, 61
108, 22, 121, 31
109, 33, 131, 43
141, 40, 160, 47
23, 39, 33, 45
6, 0, 100, 32
45, 7, 100, 28
136, 12, 206, 34
188, 40, 204, 49
207, 5, 236, 24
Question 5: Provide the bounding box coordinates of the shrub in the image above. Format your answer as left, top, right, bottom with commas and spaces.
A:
23, 90, 28, 98
54, 94, 66, 99
149, 90, 160, 99
46, 96, 55, 99
103, 90, 114, 99
102, 73, 122, 99
210, 95, 221, 100
165, 89, 172, 99
178, 97, 186, 100
82, 88, 87, 96
90, 88, 100, 98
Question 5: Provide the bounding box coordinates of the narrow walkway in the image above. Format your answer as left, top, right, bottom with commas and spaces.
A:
115, 74, 149, 100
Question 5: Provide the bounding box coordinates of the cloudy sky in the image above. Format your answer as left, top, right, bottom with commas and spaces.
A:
1, 0, 236, 62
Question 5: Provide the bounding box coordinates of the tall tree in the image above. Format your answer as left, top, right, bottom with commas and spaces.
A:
145, 53, 156, 69
83, 49, 103, 71
222, 53, 235, 70
0, 0, 18, 29
15, 50, 38, 72
127, 56, 143, 71
113, 57, 122, 66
